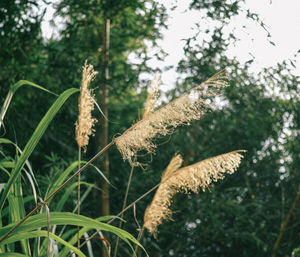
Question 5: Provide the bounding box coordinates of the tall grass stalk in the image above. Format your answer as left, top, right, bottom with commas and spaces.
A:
75, 61, 98, 252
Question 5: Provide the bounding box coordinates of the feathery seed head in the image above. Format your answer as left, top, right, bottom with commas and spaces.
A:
115, 70, 228, 166
75, 61, 98, 150
144, 150, 245, 235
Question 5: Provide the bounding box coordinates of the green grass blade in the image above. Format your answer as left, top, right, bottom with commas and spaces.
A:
1, 196, 34, 218
10, 80, 56, 95
0, 253, 29, 257
0, 88, 80, 210
45, 161, 84, 199
1, 231, 85, 257
55, 182, 94, 212
58, 226, 91, 257
0, 138, 38, 203
0, 212, 142, 252
0, 139, 14, 145
6, 176, 30, 255
0, 80, 56, 130
0, 163, 10, 177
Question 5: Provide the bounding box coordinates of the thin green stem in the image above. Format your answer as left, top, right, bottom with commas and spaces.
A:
0, 139, 115, 244
77, 146, 81, 254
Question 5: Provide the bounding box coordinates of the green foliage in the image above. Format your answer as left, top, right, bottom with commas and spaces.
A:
0, 82, 142, 256
0, 0, 46, 99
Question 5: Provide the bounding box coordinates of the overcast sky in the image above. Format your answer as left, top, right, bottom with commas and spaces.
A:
145, 0, 300, 89
42, 0, 300, 89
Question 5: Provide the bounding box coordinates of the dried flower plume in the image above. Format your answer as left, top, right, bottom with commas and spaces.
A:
115, 70, 228, 165
75, 61, 98, 150
143, 72, 160, 118
144, 150, 246, 235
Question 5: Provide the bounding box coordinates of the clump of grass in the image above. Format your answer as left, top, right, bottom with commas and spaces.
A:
144, 150, 246, 235
115, 70, 228, 166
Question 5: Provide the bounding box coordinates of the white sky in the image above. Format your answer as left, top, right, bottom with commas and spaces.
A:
42, 0, 300, 89
144, 0, 300, 90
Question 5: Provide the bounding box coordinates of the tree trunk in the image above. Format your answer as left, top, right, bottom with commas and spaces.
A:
99, 18, 110, 257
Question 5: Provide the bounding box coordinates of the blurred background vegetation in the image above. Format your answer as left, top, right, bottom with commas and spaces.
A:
0, 0, 299, 256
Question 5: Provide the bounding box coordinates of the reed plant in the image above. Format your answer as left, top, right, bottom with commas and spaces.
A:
0, 64, 245, 257
75, 61, 98, 251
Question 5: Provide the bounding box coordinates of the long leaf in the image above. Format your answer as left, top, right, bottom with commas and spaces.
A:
0, 253, 29, 257
1, 196, 34, 218
45, 161, 83, 199
0, 212, 142, 252
45, 161, 110, 199
0, 88, 80, 210
6, 176, 30, 255
58, 226, 91, 257
1, 231, 85, 257
0, 80, 56, 130
55, 182, 94, 213
57, 219, 121, 257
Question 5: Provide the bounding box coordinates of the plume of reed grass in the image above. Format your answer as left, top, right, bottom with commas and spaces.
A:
144, 150, 246, 235
75, 60, 98, 251
115, 70, 228, 166
75, 60, 98, 150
